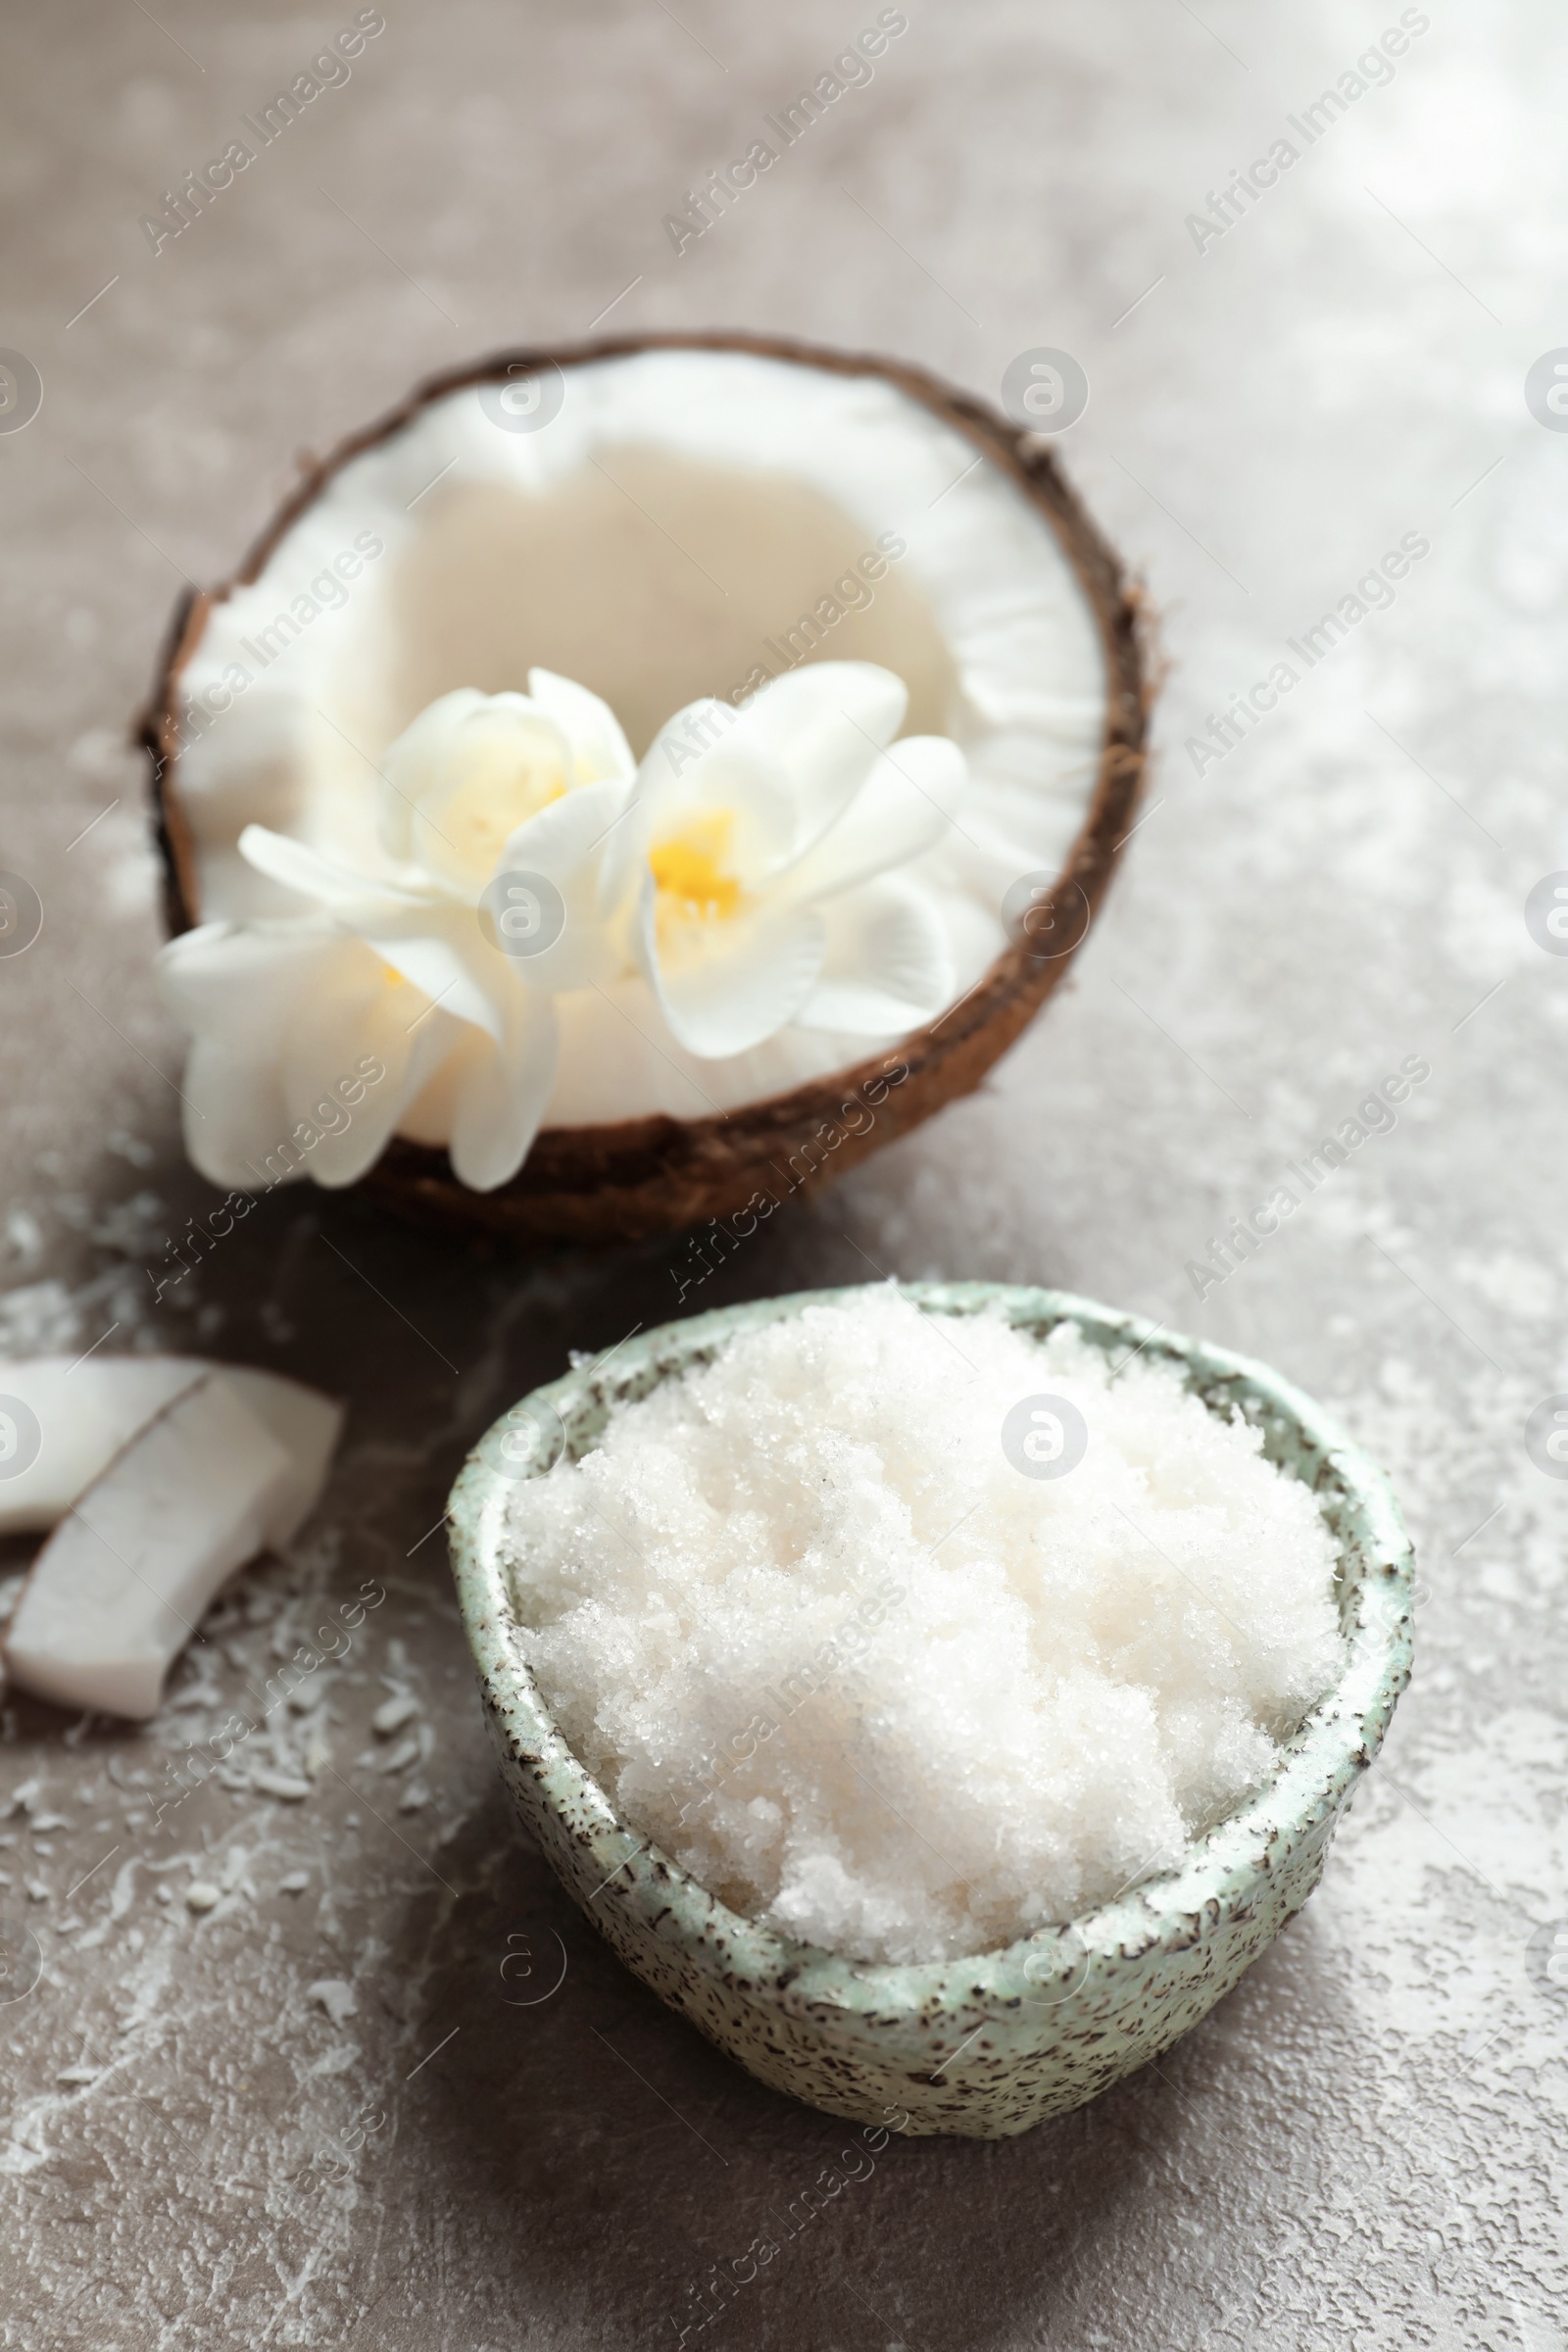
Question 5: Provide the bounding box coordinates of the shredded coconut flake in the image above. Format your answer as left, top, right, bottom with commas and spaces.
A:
502, 1291, 1345, 1965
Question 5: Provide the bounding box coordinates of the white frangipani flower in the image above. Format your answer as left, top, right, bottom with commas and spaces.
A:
604, 662, 966, 1059
157, 671, 634, 1194
380, 673, 635, 890
157, 661, 969, 1194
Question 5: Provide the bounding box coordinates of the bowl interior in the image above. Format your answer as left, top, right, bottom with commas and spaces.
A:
388, 450, 960, 758
450, 1282, 1413, 2014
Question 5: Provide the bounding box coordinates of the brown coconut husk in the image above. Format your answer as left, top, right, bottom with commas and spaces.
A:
141, 331, 1152, 1247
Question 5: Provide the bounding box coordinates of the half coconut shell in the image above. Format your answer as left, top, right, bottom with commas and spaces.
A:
141, 331, 1152, 1247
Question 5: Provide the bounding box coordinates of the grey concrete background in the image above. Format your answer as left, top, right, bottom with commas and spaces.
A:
1, 2, 1566, 2345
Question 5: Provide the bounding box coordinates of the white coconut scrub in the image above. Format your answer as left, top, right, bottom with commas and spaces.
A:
155, 348, 1108, 1191
501, 1291, 1346, 1968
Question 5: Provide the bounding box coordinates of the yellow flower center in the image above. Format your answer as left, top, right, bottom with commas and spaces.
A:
426, 760, 567, 884
650, 811, 743, 926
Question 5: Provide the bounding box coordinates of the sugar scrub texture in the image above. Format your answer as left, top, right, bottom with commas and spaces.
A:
502, 1292, 1345, 1966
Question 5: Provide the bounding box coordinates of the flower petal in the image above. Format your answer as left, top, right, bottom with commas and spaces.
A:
276, 963, 454, 1188
158, 919, 339, 1056
238, 824, 422, 917
527, 668, 636, 785
496, 775, 634, 991
363, 923, 507, 1045
775, 734, 969, 904
159, 923, 428, 1191
377, 689, 489, 861
446, 990, 559, 1191
604, 705, 794, 906
738, 662, 907, 858
793, 878, 955, 1036
378, 691, 575, 892
180, 1035, 295, 1190
636, 878, 824, 1059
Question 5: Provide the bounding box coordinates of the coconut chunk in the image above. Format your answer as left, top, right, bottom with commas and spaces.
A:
3, 1371, 341, 1721
220, 1370, 344, 1546
0, 1357, 209, 1534
0, 1359, 342, 1546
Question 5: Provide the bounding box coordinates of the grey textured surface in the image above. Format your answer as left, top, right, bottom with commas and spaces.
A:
1, 2, 1565, 2346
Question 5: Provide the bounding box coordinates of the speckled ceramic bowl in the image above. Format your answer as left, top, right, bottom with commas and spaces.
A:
448, 1283, 1414, 2138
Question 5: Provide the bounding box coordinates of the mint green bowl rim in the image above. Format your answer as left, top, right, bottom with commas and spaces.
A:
447, 1282, 1414, 2021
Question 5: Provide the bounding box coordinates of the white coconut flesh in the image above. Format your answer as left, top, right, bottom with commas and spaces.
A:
172, 348, 1108, 1128
0, 1356, 208, 1534
2, 1365, 343, 1720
